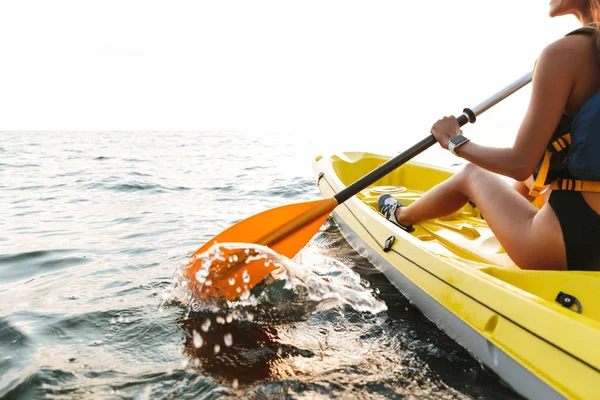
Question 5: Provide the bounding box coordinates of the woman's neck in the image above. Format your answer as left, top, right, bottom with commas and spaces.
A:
578, 10, 594, 25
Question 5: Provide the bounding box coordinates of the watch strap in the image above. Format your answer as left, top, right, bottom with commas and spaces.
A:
449, 135, 470, 156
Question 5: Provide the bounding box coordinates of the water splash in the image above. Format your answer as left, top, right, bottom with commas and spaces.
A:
167, 242, 387, 324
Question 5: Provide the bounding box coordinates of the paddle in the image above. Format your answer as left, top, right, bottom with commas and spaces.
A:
185, 71, 533, 301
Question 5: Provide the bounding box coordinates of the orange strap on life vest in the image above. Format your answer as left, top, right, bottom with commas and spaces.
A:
529, 133, 571, 197
529, 149, 553, 197
550, 179, 600, 192
529, 131, 600, 200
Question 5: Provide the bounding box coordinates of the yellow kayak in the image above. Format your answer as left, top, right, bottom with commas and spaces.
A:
313, 151, 600, 400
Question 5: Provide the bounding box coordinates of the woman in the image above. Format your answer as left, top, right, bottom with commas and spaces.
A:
379, 0, 600, 271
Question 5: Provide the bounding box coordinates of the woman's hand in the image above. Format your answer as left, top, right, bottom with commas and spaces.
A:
430, 116, 461, 150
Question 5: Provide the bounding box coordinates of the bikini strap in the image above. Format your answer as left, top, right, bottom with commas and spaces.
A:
565, 24, 596, 37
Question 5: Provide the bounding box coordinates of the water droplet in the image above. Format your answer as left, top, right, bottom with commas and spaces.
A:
240, 290, 250, 300
214, 344, 220, 354
194, 358, 202, 367
242, 269, 250, 283
232, 254, 238, 262
205, 279, 212, 286
224, 333, 233, 347
195, 271, 206, 283
236, 287, 242, 293
228, 277, 236, 286
247, 313, 254, 322
216, 316, 225, 324
232, 378, 239, 389
226, 314, 233, 323
277, 346, 282, 356
201, 319, 211, 332
193, 331, 203, 348
244, 249, 250, 254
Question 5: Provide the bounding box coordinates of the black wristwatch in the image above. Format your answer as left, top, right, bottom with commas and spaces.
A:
448, 134, 470, 156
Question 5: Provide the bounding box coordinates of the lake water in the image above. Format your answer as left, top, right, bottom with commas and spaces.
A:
0, 131, 521, 399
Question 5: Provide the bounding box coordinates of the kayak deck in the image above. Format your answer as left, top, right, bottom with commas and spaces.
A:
329, 152, 600, 323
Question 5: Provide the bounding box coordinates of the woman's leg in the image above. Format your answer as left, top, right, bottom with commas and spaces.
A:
395, 163, 567, 270
513, 178, 537, 202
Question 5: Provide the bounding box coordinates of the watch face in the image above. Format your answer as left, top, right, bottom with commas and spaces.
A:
451, 135, 465, 145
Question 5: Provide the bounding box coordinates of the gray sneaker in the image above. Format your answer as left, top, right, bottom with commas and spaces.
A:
377, 194, 415, 232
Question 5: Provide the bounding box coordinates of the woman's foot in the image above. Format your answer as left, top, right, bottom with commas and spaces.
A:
377, 194, 415, 232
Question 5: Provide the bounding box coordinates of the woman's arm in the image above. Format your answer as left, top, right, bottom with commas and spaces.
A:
431, 37, 579, 181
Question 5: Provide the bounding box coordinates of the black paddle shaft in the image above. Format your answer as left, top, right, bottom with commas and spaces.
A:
333, 71, 533, 205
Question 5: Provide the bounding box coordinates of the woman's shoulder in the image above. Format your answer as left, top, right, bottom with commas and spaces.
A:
541, 32, 595, 62
535, 32, 595, 79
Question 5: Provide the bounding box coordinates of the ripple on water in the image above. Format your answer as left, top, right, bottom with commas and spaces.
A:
83, 181, 192, 193
2, 368, 78, 399
246, 177, 320, 199
0, 250, 96, 283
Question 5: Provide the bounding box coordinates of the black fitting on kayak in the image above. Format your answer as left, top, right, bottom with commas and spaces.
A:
317, 172, 325, 183
463, 108, 477, 124
555, 292, 582, 314
383, 236, 396, 252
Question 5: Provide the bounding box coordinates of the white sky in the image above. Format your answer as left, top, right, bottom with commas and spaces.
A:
0, 1, 580, 139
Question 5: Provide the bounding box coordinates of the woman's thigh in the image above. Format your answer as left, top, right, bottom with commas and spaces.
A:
462, 165, 567, 270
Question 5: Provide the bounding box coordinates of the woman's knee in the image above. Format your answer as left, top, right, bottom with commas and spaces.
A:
455, 163, 486, 189
459, 162, 484, 177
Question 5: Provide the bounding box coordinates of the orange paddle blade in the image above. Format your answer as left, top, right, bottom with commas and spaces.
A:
185, 197, 338, 300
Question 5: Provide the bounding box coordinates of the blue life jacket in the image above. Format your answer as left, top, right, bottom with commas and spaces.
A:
530, 25, 600, 195
569, 90, 600, 180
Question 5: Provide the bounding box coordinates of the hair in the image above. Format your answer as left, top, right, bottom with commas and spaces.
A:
590, 0, 600, 60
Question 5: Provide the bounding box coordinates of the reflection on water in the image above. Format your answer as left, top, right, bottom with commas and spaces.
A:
180, 317, 313, 385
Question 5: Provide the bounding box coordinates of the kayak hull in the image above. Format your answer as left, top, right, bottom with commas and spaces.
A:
313, 152, 600, 400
